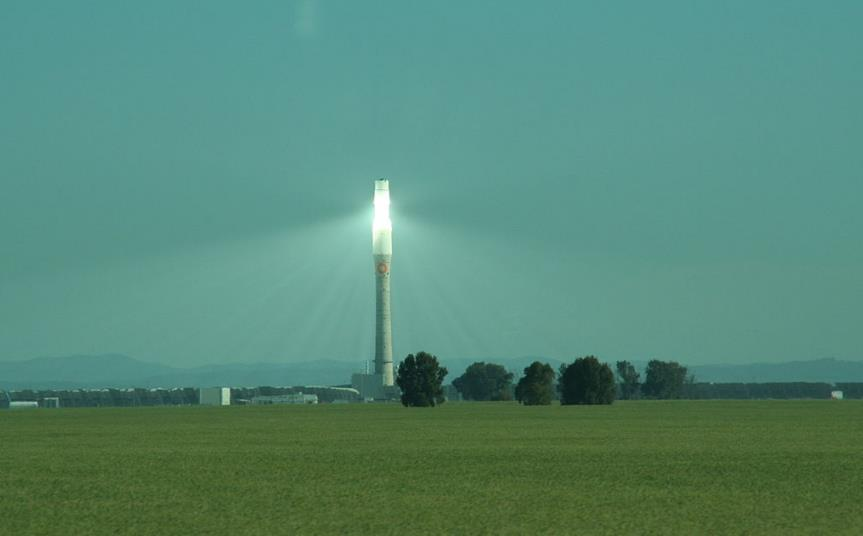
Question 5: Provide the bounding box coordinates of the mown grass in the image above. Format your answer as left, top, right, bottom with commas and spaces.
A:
1, 401, 861, 535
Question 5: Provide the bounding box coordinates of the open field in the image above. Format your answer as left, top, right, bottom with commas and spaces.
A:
2, 401, 861, 535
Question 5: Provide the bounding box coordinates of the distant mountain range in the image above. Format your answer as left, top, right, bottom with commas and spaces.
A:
1, 354, 862, 390
687, 358, 863, 384
0, 354, 361, 390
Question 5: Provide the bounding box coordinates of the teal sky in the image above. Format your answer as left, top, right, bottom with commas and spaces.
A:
2, 1, 861, 367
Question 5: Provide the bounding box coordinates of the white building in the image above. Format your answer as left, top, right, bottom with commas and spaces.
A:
10, 401, 39, 410
251, 393, 318, 405
199, 387, 231, 406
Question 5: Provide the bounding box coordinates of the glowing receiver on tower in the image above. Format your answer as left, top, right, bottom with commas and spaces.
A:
373, 181, 392, 255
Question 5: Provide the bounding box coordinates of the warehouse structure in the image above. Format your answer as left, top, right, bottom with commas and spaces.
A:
199, 387, 231, 406
251, 393, 318, 405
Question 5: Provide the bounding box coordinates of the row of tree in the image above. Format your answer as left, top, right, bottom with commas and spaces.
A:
395, 353, 693, 407
515, 357, 617, 405
444, 357, 690, 406
615, 360, 690, 400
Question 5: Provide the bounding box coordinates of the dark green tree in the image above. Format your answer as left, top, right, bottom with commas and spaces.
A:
641, 360, 688, 399
615, 360, 641, 400
396, 351, 448, 407
559, 356, 616, 405
514, 361, 556, 405
452, 361, 514, 401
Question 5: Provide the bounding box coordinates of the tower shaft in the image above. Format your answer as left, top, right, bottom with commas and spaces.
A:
374, 254, 393, 385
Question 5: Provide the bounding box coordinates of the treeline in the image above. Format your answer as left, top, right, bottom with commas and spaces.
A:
411, 355, 624, 406
6, 388, 199, 407
618, 360, 861, 399
451, 358, 693, 404
684, 382, 862, 400
6, 362, 860, 409
450, 358, 861, 403
451, 356, 624, 406
836, 383, 863, 398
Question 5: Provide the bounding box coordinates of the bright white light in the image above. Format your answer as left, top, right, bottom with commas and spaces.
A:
373, 184, 391, 232
373, 180, 392, 257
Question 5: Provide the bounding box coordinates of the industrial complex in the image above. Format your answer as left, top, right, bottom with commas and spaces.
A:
1, 180, 405, 408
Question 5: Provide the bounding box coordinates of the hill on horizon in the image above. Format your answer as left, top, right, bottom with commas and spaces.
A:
2, 354, 862, 391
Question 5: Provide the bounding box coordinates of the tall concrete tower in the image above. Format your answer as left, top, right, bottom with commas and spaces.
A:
372, 179, 394, 386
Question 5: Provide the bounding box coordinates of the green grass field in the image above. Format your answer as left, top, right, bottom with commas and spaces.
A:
2, 401, 861, 535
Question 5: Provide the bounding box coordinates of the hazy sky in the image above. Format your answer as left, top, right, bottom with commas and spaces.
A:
2, 1, 861, 367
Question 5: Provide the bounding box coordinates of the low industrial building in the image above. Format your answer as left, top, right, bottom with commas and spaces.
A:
251, 393, 318, 405
351, 372, 400, 401
0, 391, 37, 410
199, 387, 231, 406
10, 401, 39, 410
